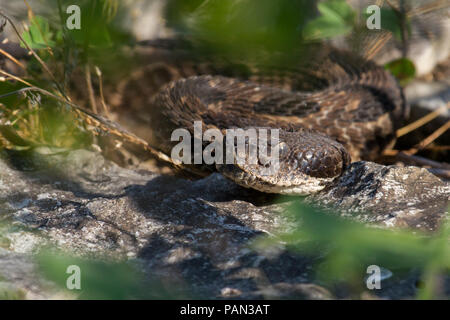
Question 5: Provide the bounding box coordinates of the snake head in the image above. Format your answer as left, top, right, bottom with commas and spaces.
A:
216, 128, 351, 195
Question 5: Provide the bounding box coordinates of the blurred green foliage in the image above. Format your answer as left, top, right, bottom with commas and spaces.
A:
0, 285, 26, 300
165, 0, 316, 59
0, 88, 92, 149
255, 202, 450, 299
164, 0, 416, 80
37, 251, 193, 299
21, 15, 58, 49
21, 0, 130, 51
385, 57, 416, 85
303, 0, 355, 40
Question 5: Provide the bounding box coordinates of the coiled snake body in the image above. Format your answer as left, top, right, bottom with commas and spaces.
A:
102, 41, 406, 195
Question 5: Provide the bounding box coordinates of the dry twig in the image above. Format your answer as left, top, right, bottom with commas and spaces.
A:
397, 104, 449, 137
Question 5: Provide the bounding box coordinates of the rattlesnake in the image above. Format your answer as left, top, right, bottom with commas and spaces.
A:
86, 40, 406, 195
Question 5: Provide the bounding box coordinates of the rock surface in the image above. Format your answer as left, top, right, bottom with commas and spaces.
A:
309, 161, 449, 231
0, 149, 448, 299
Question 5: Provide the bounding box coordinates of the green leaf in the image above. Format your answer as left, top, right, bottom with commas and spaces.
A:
0, 82, 29, 109
317, 0, 355, 22
385, 58, 416, 85
380, 8, 411, 41
303, 0, 355, 40
21, 16, 55, 49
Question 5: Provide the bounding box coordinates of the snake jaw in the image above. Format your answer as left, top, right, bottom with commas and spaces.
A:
218, 163, 337, 195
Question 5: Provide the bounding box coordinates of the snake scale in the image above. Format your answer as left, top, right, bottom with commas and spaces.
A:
80, 40, 407, 195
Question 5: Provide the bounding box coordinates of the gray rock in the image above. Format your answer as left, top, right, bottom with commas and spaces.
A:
309, 161, 450, 232
0, 149, 448, 299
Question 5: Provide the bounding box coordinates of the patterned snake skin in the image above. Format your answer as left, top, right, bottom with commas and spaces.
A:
81, 40, 407, 195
